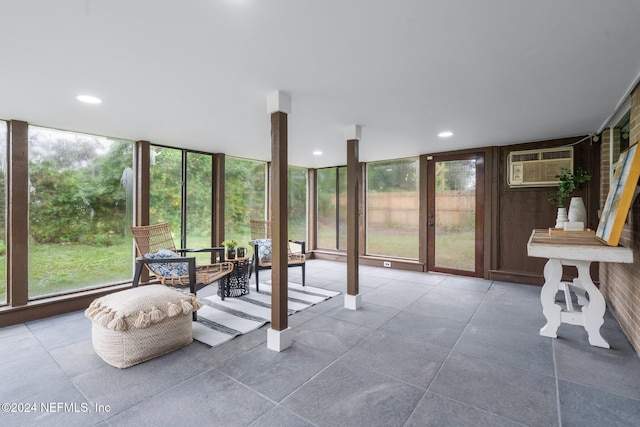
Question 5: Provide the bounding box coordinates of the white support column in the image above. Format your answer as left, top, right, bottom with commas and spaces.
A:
344, 294, 362, 310
267, 327, 294, 352
266, 90, 291, 115
344, 124, 361, 141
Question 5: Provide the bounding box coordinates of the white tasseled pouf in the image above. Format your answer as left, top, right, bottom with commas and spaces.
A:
84, 285, 202, 369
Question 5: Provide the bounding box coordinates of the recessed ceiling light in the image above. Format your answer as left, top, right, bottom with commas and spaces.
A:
438, 131, 453, 138
76, 94, 102, 104
313, 150, 323, 156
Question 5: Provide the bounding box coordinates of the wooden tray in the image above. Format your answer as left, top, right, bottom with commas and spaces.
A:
547, 228, 596, 238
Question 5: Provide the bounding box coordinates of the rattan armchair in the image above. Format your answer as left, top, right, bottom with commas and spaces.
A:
130, 222, 234, 303
249, 220, 306, 291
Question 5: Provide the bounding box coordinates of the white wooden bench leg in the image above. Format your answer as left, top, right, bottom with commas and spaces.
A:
570, 278, 589, 306
540, 259, 563, 338
574, 260, 609, 348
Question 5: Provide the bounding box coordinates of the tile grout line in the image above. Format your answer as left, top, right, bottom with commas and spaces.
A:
552, 338, 563, 427
8, 262, 640, 426
417, 279, 554, 425
402, 279, 498, 425
410, 390, 530, 427
425, 279, 494, 387
274, 278, 431, 425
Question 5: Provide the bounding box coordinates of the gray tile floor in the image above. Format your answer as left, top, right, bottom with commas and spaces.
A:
2, 259, 640, 426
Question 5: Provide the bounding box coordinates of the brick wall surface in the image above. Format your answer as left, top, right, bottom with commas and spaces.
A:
600, 85, 640, 356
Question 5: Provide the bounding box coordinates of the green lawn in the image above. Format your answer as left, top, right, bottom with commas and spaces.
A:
325, 226, 475, 272
367, 231, 419, 258
0, 238, 132, 301
435, 230, 475, 271
0, 228, 475, 303
27, 239, 134, 298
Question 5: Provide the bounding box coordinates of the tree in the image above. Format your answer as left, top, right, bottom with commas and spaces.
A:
368, 159, 418, 192
225, 157, 267, 236
436, 160, 476, 191
28, 133, 133, 245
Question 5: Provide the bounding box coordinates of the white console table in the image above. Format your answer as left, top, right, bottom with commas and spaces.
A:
527, 229, 633, 348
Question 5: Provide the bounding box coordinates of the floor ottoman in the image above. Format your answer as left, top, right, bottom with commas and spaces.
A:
85, 285, 202, 368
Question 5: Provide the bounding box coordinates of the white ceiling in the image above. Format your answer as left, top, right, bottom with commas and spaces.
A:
2, 0, 640, 168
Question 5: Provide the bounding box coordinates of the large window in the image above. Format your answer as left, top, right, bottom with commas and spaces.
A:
186, 152, 213, 263
0, 121, 6, 304
150, 146, 182, 233
366, 158, 419, 258
317, 166, 346, 250
28, 126, 134, 298
288, 166, 307, 242
150, 148, 215, 264
338, 167, 347, 250
225, 157, 267, 252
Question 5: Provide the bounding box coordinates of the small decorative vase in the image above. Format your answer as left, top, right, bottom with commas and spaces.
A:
237, 247, 246, 258
568, 197, 587, 224
555, 207, 568, 229
227, 248, 236, 259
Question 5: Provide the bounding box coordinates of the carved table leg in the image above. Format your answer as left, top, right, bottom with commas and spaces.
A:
570, 277, 589, 307
540, 258, 563, 338
575, 260, 609, 348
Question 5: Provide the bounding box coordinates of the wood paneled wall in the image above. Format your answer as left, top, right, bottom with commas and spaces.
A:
490, 136, 600, 285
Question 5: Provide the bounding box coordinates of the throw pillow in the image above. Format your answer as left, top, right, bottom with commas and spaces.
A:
253, 239, 272, 262
145, 249, 189, 277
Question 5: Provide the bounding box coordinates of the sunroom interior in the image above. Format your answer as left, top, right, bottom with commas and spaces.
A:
2, 1, 640, 425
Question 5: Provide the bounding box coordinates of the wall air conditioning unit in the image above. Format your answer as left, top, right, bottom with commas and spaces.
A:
508, 146, 574, 187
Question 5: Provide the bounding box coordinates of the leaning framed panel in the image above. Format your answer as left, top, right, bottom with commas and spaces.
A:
596, 142, 640, 246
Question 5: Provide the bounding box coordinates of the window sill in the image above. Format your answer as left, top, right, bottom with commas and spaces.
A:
0, 283, 133, 327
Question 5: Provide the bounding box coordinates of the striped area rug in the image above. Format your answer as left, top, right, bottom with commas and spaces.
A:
192, 282, 341, 347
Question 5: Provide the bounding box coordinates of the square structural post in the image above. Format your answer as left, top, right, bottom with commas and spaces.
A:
344, 293, 362, 310
267, 90, 292, 351
345, 125, 361, 310
267, 327, 293, 352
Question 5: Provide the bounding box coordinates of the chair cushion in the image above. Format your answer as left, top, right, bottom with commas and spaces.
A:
145, 249, 189, 277
253, 239, 272, 262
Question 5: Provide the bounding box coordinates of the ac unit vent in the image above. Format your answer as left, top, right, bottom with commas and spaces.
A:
508, 147, 573, 187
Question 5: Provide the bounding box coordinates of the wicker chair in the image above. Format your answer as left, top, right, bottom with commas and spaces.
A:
130, 222, 234, 307
249, 220, 306, 291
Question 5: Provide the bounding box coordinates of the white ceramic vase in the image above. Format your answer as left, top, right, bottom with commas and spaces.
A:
568, 197, 586, 224
555, 207, 568, 229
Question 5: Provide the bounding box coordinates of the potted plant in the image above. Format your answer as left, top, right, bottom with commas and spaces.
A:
221, 239, 238, 259
548, 167, 590, 228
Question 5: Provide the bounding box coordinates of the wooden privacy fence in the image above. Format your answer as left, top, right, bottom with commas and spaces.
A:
367, 192, 419, 227
435, 190, 475, 228
336, 190, 475, 228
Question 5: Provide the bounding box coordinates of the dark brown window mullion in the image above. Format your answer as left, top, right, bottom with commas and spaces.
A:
7, 120, 29, 307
